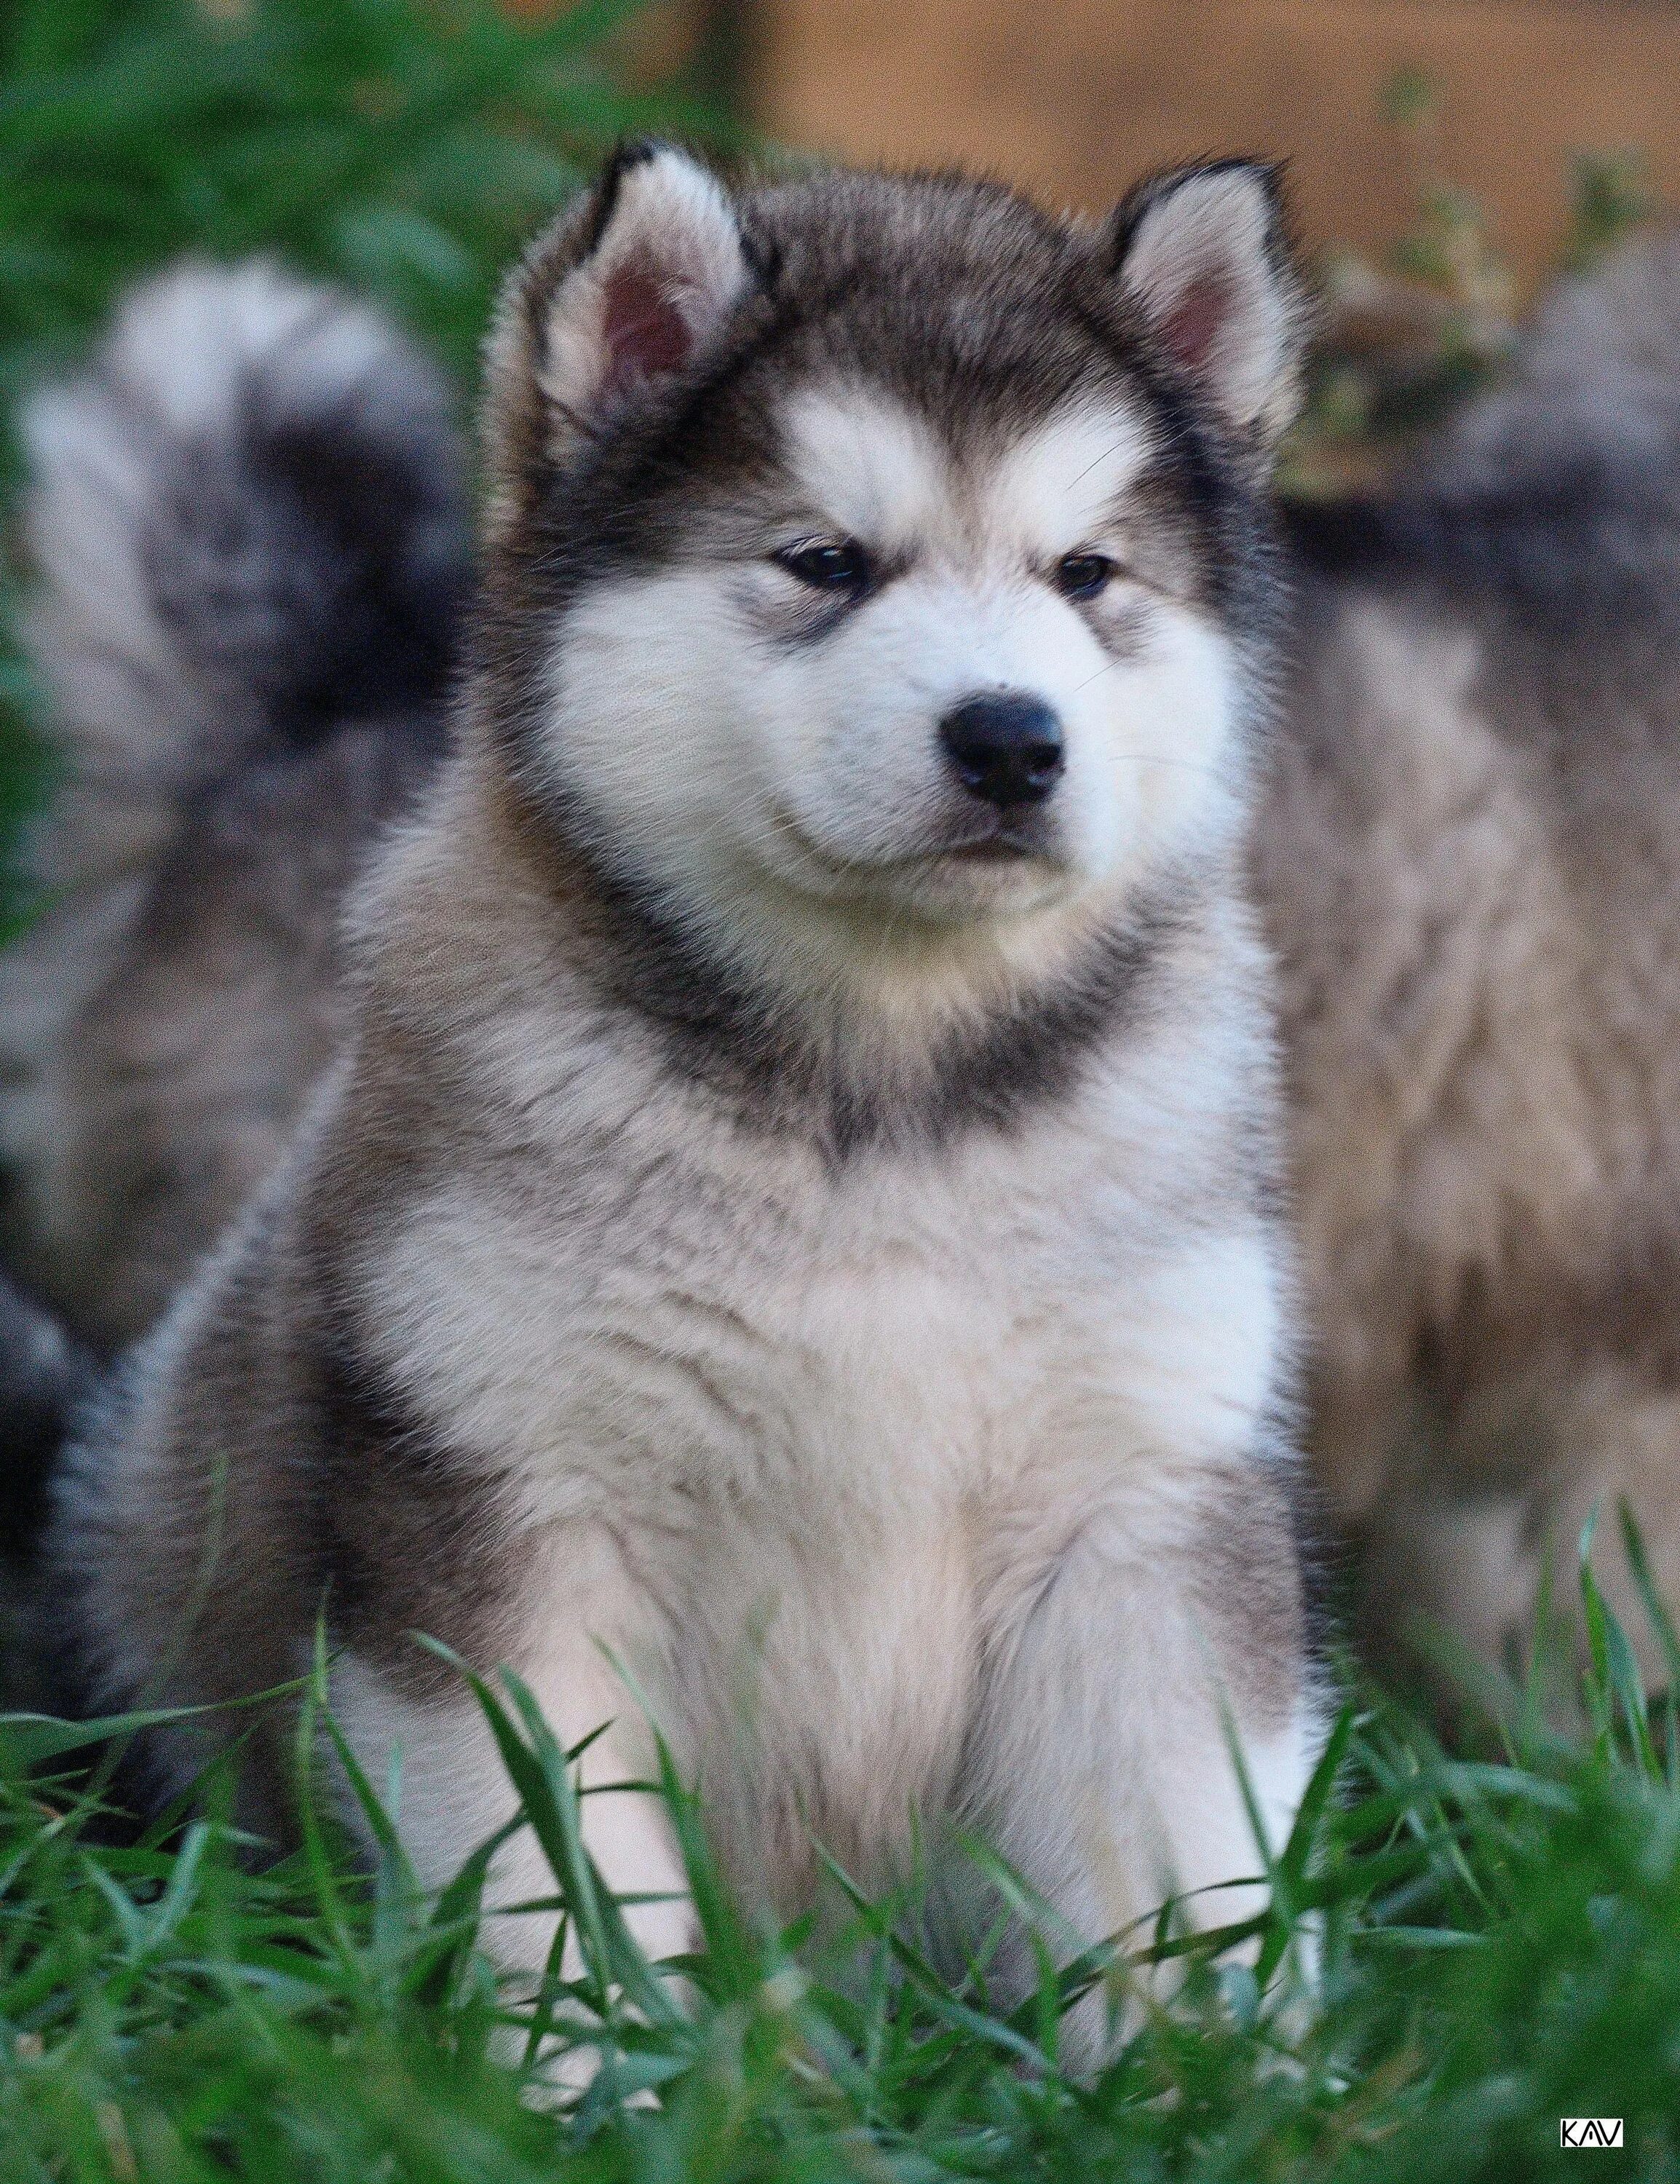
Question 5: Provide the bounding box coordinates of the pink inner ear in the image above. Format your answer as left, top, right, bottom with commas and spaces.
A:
1160, 272, 1231, 376
601, 258, 692, 395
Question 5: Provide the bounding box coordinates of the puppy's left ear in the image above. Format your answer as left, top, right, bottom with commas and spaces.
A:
1109, 161, 1309, 451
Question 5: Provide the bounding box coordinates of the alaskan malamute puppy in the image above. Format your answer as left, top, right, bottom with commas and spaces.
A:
18, 178, 1680, 1717
42, 146, 1323, 2046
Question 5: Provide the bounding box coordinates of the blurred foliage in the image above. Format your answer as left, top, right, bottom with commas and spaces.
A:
1286, 71, 1656, 495
1565, 146, 1654, 273
0, 0, 726, 909
0, 0, 726, 408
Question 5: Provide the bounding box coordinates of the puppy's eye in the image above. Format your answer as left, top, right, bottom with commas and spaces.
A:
1054, 552, 1119, 601
775, 538, 872, 596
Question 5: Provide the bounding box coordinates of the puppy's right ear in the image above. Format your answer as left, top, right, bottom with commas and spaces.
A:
1109, 160, 1308, 452
484, 143, 754, 509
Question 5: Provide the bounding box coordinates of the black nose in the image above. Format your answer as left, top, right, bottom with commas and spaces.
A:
938, 692, 1065, 808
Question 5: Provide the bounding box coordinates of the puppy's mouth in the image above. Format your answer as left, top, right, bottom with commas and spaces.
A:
892, 819, 1057, 877
750, 799, 1077, 923
936, 809, 1052, 864
762, 802, 1054, 883
943, 828, 1039, 863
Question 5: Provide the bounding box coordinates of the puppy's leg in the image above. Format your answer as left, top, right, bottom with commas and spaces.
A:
964, 1487, 1318, 2069
328, 1530, 692, 1997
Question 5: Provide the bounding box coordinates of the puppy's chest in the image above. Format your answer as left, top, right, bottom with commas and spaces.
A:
362, 1115, 1264, 1524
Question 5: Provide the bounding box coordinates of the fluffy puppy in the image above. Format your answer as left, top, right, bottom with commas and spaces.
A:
47, 147, 1323, 2056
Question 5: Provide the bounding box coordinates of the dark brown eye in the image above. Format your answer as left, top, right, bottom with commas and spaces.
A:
775, 538, 872, 597
1055, 553, 1118, 601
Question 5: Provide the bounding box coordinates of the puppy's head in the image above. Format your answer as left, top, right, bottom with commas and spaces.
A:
478, 146, 1307, 1001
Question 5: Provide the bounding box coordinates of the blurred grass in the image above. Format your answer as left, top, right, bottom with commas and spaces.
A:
0, 0, 727, 405
3, 1524, 1679, 2179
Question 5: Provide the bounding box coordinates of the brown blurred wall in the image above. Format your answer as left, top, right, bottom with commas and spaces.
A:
748, 0, 1680, 288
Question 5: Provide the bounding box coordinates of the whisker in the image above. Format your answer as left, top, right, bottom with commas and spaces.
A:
1066, 438, 1138, 493
1107, 753, 1222, 775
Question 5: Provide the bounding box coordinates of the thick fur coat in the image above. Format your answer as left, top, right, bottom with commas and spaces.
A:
0, 263, 467, 1352
41, 149, 1323, 2053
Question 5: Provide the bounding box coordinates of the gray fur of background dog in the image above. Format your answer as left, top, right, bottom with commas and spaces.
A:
0, 261, 467, 1353
41, 146, 1324, 2054
1261, 228, 1680, 1682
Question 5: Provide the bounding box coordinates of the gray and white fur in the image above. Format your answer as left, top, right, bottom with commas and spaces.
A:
0, 260, 469, 1354
42, 148, 1325, 2057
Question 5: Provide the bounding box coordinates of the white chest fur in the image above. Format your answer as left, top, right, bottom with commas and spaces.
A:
359, 1046, 1281, 1518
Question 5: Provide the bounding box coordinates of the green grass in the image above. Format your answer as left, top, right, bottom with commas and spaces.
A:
3, 1522, 1679, 2180
0, 0, 728, 400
